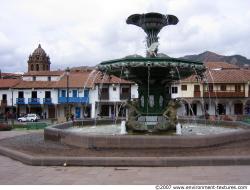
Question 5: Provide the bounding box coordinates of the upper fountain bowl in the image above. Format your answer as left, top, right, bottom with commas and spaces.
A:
126, 12, 179, 33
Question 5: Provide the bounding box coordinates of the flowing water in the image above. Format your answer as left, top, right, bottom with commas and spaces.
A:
66, 123, 242, 136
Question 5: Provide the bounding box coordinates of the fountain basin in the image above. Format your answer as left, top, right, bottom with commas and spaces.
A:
44, 119, 250, 149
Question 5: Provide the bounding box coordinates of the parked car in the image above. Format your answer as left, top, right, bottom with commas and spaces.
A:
17, 114, 40, 122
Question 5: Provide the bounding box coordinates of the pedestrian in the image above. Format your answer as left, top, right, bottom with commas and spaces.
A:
71, 113, 74, 121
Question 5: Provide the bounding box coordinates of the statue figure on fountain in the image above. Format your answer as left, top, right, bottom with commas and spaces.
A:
147, 42, 159, 57
161, 99, 182, 130
125, 100, 146, 131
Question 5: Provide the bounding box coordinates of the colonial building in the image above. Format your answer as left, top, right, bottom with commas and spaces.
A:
0, 44, 138, 121
173, 62, 250, 120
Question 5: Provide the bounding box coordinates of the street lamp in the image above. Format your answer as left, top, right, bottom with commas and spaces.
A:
65, 67, 70, 121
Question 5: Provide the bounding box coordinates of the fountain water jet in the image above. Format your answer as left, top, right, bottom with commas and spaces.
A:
120, 121, 127, 135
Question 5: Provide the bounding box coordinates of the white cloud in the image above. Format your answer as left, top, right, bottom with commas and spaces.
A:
0, 0, 250, 72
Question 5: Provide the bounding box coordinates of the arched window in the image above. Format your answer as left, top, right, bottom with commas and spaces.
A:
36, 64, 39, 71
31, 64, 34, 71
43, 64, 45, 70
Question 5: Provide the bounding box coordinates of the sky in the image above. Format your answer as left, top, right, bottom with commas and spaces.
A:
1, 0, 250, 72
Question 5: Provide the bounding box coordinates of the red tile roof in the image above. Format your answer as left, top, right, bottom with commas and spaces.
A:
23, 71, 64, 76
0, 79, 20, 88
15, 69, 133, 89
181, 62, 246, 83
94, 72, 134, 84
182, 69, 250, 84
204, 62, 240, 70
14, 81, 58, 89
55, 70, 96, 88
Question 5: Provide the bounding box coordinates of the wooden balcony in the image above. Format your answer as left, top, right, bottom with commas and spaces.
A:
193, 91, 201, 97
203, 91, 245, 98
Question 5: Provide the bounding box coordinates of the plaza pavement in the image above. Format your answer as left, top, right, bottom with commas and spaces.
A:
0, 131, 250, 185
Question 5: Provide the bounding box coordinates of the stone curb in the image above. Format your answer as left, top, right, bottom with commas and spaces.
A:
1, 145, 250, 167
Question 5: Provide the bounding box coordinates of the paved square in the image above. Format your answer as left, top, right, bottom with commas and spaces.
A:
1, 131, 250, 185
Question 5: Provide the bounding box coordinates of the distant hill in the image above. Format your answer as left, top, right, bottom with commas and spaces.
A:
181, 51, 250, 67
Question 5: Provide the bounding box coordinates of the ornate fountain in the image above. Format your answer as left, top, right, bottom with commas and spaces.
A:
98, 12, 205, 131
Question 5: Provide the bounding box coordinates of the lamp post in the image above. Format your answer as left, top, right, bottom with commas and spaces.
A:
65, 67, 70, 121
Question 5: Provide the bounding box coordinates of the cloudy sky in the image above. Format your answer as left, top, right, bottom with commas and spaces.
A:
1, 0, 250, 72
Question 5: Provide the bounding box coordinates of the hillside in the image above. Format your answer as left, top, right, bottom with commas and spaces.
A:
181, 51, 250, 67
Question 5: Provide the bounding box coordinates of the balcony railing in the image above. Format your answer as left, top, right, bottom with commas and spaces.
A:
203, 91, 245, 98
16, 98, 25, 104
28, 98, 40, 104
193, 91, 201, 97
0, 100, 7, 107
120, 92, 131, 100
43, 98, 52, 104
58, 97, 89, 104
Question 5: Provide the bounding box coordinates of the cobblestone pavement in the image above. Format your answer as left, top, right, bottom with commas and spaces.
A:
0, 155, 250, 184
0, 131, 250, 185
0, 130, 41, 140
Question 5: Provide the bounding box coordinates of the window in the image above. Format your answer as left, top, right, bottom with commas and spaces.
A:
194, 85, 200, 92
84, 90, 89, 97
2, 94, 7, 100
221, 84, 226, 91
72, 90, 77, 97
36, 64, 39, 71
48, 76, 51, 81
45, 91, 51, 98
235, 84, 241, 92
122, 88, 130, 93
18, 91, 24, 98
171, 86, 178, 94
101, 88, 109, 93
31, 64, 34, 71
208, 84, 213, 92
31, 91, 37, 98
33, 76, 36, 81
166, 86, 170, 94
61, 90, 66, 97
113, 87, 116, 91
181, 85, 187, 91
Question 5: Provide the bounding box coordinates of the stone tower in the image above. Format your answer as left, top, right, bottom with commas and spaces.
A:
28, 44, 51, 72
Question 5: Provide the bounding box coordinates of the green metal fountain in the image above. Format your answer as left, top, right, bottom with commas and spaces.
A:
98, 12, 205, 131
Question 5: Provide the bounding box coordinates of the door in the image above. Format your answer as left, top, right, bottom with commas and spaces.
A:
18, 91, 24, 98
75, 107, 81, 119
217, 104, 226, 115
73, 90, 77, 97
48, 106, 56, 118
234, 103, 243, 115
100, 105, 109, 116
